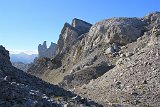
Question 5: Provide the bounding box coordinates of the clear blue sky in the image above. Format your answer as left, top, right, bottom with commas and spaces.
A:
0, 0, 160, 50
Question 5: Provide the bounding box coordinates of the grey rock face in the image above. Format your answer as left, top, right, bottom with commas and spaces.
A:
57, 19, 92, 54
38, 41, 47, 58
84, 17, 145, 51
56, 23, 79, 54
72, 18, 92, 35
38, 41, 57, 58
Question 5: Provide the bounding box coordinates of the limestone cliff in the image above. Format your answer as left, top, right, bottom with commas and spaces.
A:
38, 41, 57, 58
56, 18, 92, 54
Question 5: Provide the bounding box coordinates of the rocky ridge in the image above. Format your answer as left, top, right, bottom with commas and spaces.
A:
56, 18, 92, 54
28, 12, 160, 107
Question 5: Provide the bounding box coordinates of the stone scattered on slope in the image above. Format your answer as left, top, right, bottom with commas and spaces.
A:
77, 12, 160, 106
0, 45, 102, 107
78, 43, 160, 107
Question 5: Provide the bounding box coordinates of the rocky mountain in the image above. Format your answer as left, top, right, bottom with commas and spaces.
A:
10, 51, 38, 72
38, 41, 57, 58
28, 12, 160, 107
0, 45, 102, 107
28, 18, 93, 79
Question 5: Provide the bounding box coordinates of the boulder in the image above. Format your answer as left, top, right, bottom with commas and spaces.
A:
105, 46, 115, 54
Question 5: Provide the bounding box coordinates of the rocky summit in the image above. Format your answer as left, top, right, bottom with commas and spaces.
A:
27, 12, 160, 107
38, 41, 57, 58
0, 45, 102, 107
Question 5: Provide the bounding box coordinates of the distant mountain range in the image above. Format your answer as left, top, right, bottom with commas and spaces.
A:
9, 50, 38, 63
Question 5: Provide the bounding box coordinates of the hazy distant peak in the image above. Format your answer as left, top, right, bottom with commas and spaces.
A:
9, 50, 38, 55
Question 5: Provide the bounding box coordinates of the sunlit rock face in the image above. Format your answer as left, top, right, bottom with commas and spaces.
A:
56, 18, 92, 54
